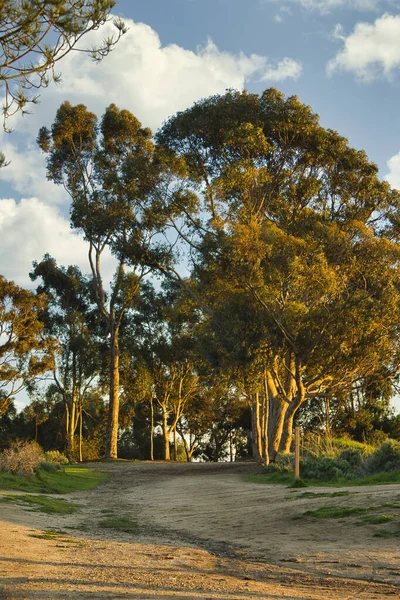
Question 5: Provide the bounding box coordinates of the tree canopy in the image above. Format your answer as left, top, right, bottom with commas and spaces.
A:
0, 275, 56, 415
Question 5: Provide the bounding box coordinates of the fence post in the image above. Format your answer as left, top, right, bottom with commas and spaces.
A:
295, 426, 300, 480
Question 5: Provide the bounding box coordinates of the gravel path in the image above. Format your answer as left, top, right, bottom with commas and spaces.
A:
1, 461, 400, 599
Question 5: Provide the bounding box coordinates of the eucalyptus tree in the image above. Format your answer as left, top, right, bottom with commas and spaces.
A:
38, 102, 190, 458
30, 254, 102, 459
124, 282, 200, 461
158, 88, 400, 460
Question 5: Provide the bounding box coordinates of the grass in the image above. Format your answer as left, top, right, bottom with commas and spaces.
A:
373, 529, 400, 538
98, 516, 140, 534
295, 491, 353, 499
359, 514, 395, 525
0, 494, 76, 514
0, 466, 107, 494
299, 505, 374, 519
243, 469, 400, 488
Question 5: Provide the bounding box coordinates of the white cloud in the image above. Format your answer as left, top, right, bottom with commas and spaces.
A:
260, 57, 303, 81
327, 14, 400, 79
0, 133, 67, 206
0, 17, 302, 286
268, 0, 381, 13
385, 152, 400, 189
0, 197, 116, 287
5, 18, 303, 136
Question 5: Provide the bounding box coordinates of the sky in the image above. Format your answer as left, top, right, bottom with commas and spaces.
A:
2, 0, 400, 410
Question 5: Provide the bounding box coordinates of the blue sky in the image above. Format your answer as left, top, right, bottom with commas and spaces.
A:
2, 0, 400, 410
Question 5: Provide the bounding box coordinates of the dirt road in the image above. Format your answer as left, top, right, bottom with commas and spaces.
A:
1, 461, 400, 599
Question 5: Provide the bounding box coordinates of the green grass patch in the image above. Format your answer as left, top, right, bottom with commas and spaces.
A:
373, 529, 400, 538
382, 502, 400, 509
29, 529, 65, 540
0, 466, 107, 494
244, 469, 400, 488
360, 514, 395, 525
300, 505, 374, 519
0, 494, 76, 514
296, 491, 353, 499
98, 516, 139, 534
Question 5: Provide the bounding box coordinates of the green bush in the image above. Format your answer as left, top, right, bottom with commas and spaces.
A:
338, 448, 364, 467
38, 461, 63, 473
265, 453, 294, 473
300, 456, 353, 481
0, 441, 44, 475
44, 450, 69, 465
365, 440, 400, 474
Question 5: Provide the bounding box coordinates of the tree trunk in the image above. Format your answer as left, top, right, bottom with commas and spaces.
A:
268, 394, 289, 461
251, 392, 263, 463
106, 327, 120, 459
279, 391, 306, 454
79, 406, 83, 463
162, 409, 170, 460
149, 397, 154, 461
261, 371, 270, 466
173, 427, 177, 461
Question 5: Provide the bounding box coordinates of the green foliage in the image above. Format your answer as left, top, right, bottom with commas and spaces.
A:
300, 457, 354, 481
365, 440, 400, 473
289, 478, 308, 488
0, 494, 76, 514
0, 277, 56, 413
44, 450, 69, 465
264, 453, 294, 473
0, 440, 44, 475
38, 461, 63, 473
0, 1, 126, 125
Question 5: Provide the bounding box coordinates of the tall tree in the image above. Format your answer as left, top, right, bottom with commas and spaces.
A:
38, 102, 189, 458
158, 88, 400, 460
30, 255, 102, 459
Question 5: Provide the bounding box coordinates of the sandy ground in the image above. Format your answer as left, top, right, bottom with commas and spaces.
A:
1, 461, 400, 599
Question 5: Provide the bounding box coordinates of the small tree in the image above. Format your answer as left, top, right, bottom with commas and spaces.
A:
0, 275, 56, 415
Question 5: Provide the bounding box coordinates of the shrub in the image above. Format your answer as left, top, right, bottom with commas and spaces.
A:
38, 461, 63, 473
81, 436, 103, 461
44, 450, 69, 465
0, 441, 44, 475
338, 448, 364, 468
300, 456, 353, 481
365, 440, 400, 474
265, 453, 294, 473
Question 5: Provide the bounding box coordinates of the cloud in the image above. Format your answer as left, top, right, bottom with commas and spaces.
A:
267, 0, 381, 13
385, 152, 400, 189
5, 18, 303, 136
0, 17, 304, 287
327, 14, 400, 79
0, 198, 116, 287
0, 132, 67, 206
1, 16, 303, 202
260, 57, 302, 81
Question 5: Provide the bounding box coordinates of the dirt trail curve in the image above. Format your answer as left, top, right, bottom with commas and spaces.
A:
1, 460, 400, 599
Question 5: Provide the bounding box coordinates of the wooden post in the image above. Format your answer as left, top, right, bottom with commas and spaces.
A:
295, 426, 300, 480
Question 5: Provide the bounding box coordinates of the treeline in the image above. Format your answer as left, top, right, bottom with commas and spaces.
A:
1, 88, 400, 462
